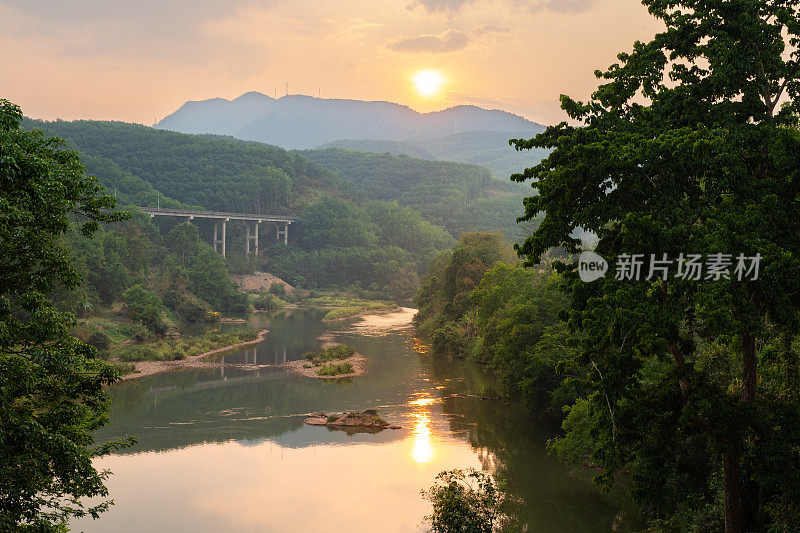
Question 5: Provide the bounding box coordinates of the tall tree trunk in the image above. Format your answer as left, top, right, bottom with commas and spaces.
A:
724, 328, 757, 532
742, 328, 757, 402
724, 443, 742, 533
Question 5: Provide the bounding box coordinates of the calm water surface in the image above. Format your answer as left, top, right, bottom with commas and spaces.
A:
71, 308, 640, 532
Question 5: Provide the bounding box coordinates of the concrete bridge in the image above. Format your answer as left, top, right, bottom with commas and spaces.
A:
139, 207, 296, 257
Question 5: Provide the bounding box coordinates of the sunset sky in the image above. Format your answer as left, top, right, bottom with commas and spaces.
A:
1, 0, 662, 126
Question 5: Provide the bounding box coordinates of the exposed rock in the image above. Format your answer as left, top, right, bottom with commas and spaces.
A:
232, 271, 294, 293
304, 410, 401, 431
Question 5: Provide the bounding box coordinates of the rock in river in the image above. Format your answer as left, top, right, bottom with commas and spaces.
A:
305, 410, 401, 431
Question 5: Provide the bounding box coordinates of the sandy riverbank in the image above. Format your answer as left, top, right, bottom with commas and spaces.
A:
117, 306, 417, 382
118, 329, 269, 381
320, 305, 402, 323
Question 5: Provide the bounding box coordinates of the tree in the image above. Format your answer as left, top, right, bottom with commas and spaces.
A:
165, 222, 201, 269
422, 469, 505, 533
0, 100, 132, 529
512, 1, 800, 530
297, 197, 379, 249
123, 284, 167, 334
414, 232, 516, 347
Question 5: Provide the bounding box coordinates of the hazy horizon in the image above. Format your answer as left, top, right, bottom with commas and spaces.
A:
2, 0, 662, 127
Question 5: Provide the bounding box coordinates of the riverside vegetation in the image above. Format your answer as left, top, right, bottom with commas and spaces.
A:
0, 99, 132, 530
416, 0, 800, 530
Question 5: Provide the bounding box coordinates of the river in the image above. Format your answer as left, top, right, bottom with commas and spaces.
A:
71, 308, 641, 532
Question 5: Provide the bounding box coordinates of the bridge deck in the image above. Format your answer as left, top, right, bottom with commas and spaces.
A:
138, 207, 296, 223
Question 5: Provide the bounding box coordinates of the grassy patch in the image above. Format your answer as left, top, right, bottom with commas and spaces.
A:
321, 301, 395, 321
75, 317, 140, 345
301, 293, 395, 321
317, 362, 354, 376
108, 361, 136, 375
114, 330, 259, 362
304, 344, 355, 365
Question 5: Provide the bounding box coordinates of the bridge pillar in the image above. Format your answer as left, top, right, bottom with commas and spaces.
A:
245, 221, 260, 256
277, 223, 289, 245
214, 218, 228, 257
245, 223, 250, 256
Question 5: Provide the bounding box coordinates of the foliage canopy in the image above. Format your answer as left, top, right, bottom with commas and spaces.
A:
511, 0, 800, 530
0, 100, 132, 530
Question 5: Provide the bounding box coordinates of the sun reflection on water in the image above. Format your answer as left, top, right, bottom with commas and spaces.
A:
409, 397, 436, 407
411, 412, 434, 464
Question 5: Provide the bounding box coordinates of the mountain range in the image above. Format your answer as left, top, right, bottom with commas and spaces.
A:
155, 92, 549, 178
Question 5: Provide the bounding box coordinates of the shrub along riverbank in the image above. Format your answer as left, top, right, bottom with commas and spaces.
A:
414, 232, 581, 415
114, 330, 260, 362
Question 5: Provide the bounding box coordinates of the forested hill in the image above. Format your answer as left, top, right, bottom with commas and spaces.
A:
155, 92, 543, 150
297, 148, 531, 239
23, 119, 353, 215
319, 130, 550, 180
24, 119, 530, 240
21, 118, 532, 295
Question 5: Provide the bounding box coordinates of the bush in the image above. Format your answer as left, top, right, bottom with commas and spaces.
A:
87, 331, 111, 351
117, 345, 157, 362
123, 284, 167, 333
317, 362, 353, 376
222, 291, 249, 314
304, 344, 355, 365
178, 296, 213, 323
268, 282, 287, 299
132, 324, 154, 343
546, 398, 598, 466
422, 469, 505, 533
253, 292, 279, 311
162, 289, 182, 310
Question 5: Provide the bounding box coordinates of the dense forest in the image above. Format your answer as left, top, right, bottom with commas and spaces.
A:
23, 119, 352, 214
21, 119, 523, 296
61, 212, 248, 335
414, 229, 800, 531
297, 147, 531, 238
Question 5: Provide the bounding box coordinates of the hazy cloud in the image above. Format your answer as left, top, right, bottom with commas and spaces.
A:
409, 0, 599, 15
474, 24, 511, 35
406, 0, 471, 13
0, 0, 279, 60
387, 23, 510, 54
537, 0, 599, 14
387, 29, 470, 53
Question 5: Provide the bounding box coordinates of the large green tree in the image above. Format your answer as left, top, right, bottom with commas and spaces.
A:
512, 1, 800, 530
0, 100, 131, 529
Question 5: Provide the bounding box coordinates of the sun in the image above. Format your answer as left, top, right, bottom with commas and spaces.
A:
413, 70, 444, 97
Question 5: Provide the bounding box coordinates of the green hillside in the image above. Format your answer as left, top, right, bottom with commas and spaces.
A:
297, 147, 531, 238
24, 119, 353, 214
22, 119, 463, 296
319, 130, 549, 180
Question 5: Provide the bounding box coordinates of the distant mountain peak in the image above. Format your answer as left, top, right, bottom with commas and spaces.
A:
156, 92, 544, 150
233, 91, 273, 101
